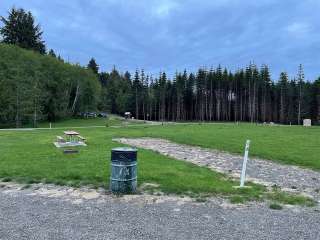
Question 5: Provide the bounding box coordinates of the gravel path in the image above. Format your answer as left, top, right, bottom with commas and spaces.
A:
114, 138, 320, 200
1, 183, 320, 240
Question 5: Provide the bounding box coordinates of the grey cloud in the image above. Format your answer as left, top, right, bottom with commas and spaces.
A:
1, 0, 319, 80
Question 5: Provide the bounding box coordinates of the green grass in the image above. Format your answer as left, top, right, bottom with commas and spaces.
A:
0, 119, 319, 204
37, 117, 109, 128
269, 203, 283, 210
23, 114, 144, 129
112, 123, 320, 170
267, 191, 316, 207
0, 127, 264, 201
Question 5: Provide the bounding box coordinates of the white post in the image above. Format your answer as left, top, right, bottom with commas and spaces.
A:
240, 140, 250, 187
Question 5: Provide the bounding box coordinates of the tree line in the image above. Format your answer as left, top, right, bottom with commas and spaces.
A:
1, 7, 320, 126
95, 63, 320, 124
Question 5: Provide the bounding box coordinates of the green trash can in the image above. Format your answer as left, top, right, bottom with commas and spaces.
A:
110, 147, 137, 193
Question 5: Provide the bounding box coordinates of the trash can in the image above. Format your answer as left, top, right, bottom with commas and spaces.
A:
110, 147, 137, 193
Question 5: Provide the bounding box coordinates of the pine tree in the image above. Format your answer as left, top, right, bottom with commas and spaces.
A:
176, 71, 186, 121
140, 69, 146, 121
287, 79, 297, 124
0, 8, 46, 54
186, 73, 195, 120
215, 65, 222, 121
133, 70, 140, 119
297, 64, 304, 125
314, 78, 320, 123
279, 72, 289, 123
260, 65, 271, 122
159, 72, 167, 122
87, 58, 99, 75
48, 49, 57, 58
181, 70, 188, 120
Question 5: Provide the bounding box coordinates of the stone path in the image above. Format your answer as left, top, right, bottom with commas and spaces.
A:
114, 138, 320, 200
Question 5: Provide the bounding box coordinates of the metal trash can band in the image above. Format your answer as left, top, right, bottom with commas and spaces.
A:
110, 147, 137, 193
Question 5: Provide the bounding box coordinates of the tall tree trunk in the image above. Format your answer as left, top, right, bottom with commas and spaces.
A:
216, 90, 221, 121
71, 84, 80, 114
135, 87, 139, 119
142, 100, 145, 121
298, 83, 302, 125
252, 80, 256, 122
209, 79, 213, 121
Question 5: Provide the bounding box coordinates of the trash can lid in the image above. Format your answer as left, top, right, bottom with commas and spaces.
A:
112, 147, 137, 152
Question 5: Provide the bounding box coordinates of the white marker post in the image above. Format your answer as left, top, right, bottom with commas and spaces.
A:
240, 140, 251, 187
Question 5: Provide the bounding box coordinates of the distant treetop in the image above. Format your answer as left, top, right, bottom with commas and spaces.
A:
87, 58, 99, 74
0, 7, 46, 54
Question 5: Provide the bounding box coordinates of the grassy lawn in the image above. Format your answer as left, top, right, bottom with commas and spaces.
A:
0, 127, 264, 202
113, 123, 320, 170
35, 115, 136, 128
0, 120, 318, 205
32, 115, 146, 128
36, 117, 109, 128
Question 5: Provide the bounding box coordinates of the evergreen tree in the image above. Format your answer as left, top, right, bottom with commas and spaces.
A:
0, 8, 46, 54
188, 73, 196, 120
87, 58, 99, 75
313, 78, 320, 123
48, 49, 57, 58
57, 55, 64, 62
260, 65, 271, 122
215, 65, 223, 121
159, 72, 167, 122
297, 64, 304, 124
133, 70, 140, 119
2, 40, 319, 126
279, 72, 289, 123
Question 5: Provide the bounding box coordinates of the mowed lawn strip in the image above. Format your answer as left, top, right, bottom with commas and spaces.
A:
35, 115, 140, 128
114, 123, 320, 170
0, 128, 264, 201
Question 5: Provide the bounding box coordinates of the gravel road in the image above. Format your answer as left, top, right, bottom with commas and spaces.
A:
114, 138, 320, 200
1, 183, 320, 240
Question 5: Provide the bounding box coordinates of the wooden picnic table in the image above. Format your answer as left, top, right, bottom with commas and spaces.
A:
64, 130, 79, 142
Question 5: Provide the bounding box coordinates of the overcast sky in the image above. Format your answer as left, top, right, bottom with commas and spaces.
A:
1, 0, 319, 80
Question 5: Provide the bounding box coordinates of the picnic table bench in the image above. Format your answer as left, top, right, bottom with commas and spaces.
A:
56, 136, 66, 143
64, 131, 80, 142
63, 149, 79, 154
54, 131, 87, 148
78, 136, 86, 142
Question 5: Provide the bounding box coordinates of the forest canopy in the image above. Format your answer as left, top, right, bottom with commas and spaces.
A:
0, 43, 100, 127
0, 7, 320, 127
98, 65, 320, 125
